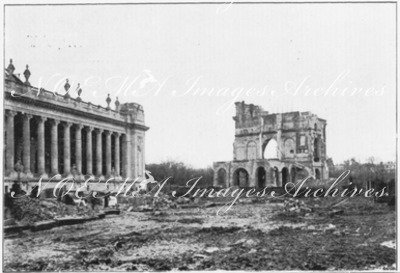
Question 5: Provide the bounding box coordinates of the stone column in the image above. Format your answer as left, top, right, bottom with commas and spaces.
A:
5, 110, 16, 177
75, 124, 83, 176
50, 119, 60, 176
95, 129, 103, 177
105, 131, 112, 177
22, 113, 32, 177
121, 134, 127, 177
63, 122, 72, 176
85, 127, 93, 176
114, 133, 120, 177
37, 116, 47, 178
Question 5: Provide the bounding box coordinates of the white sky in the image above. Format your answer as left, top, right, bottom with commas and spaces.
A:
5, 3, 396, 168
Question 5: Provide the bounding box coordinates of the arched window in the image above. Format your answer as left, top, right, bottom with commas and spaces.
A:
284, 138, 295, 158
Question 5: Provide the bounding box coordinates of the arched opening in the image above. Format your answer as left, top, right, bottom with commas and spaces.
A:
233, 168, 249, 187
247, 141, 257, 160
256, 167, 266, 188
291, 167, 297, 183
313, 137, 320, 162
282, 167, 289, 187
217, 168, 227, 186
315, 169, 321, 180
263, 139, 279, 159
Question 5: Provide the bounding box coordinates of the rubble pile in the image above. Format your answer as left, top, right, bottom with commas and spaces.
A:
9, 197, 96, 225
152, 194, 179, 211
123, 193, 180, 212
283, 199, 312, 216
10, 198, 53, 225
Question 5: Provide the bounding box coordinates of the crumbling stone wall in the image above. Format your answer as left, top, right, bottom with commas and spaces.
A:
213, 101, 329, 188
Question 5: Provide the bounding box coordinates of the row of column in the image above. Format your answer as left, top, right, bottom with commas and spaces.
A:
5, 110, 127, 179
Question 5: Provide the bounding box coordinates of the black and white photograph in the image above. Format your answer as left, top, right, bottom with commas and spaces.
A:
2, 1, 397, 271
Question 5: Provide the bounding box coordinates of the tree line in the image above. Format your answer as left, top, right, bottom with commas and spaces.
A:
328, 157, 395, 195
145, 161, 214, 188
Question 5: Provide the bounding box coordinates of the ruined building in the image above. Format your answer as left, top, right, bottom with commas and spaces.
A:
4, 59, 149, 192
213, 101, 328, 188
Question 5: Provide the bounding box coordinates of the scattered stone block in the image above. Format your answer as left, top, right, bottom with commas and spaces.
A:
30, 220, 57, 232
204, 247, 219, 254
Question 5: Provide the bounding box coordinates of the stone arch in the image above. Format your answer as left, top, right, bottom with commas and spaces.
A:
247, 141, 257, 160
256, 166, 266, 188
282, 167, 289, 188
217, 168, 227, 186
232, 168, 249, 187
284, 138, 295, 158
262, 138, 278, 159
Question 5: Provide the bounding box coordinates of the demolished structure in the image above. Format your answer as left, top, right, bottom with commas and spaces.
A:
213, 101, 329, 188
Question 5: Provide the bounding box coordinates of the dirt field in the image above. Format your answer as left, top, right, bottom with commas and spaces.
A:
4, 196, 396, 271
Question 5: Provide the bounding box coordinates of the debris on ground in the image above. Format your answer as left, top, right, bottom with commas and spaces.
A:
7, 196, 99, 225
380, 240, 396, 249
3, 196, 396, 271
283, 198, 312, 216
120, 193, 179, 212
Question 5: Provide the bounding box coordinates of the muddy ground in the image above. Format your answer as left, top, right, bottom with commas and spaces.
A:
4, 196, 396, 271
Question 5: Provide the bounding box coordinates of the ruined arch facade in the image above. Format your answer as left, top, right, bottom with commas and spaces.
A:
213, 101, 329, 187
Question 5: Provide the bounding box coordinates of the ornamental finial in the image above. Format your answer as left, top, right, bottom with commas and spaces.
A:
115, 96, 120, 111
64, 79, 71, 98
23, 65, 31, 85
7, 59, 15, 74
106, 93, 111, 109
76, 83, 82, 101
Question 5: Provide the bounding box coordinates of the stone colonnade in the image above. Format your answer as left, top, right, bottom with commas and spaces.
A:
5, 110, 128, 179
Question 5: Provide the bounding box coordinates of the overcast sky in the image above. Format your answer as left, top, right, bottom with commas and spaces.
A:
5, 3, 396, 168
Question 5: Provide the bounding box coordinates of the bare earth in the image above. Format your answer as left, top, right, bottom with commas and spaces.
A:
4, 197, 396, 271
